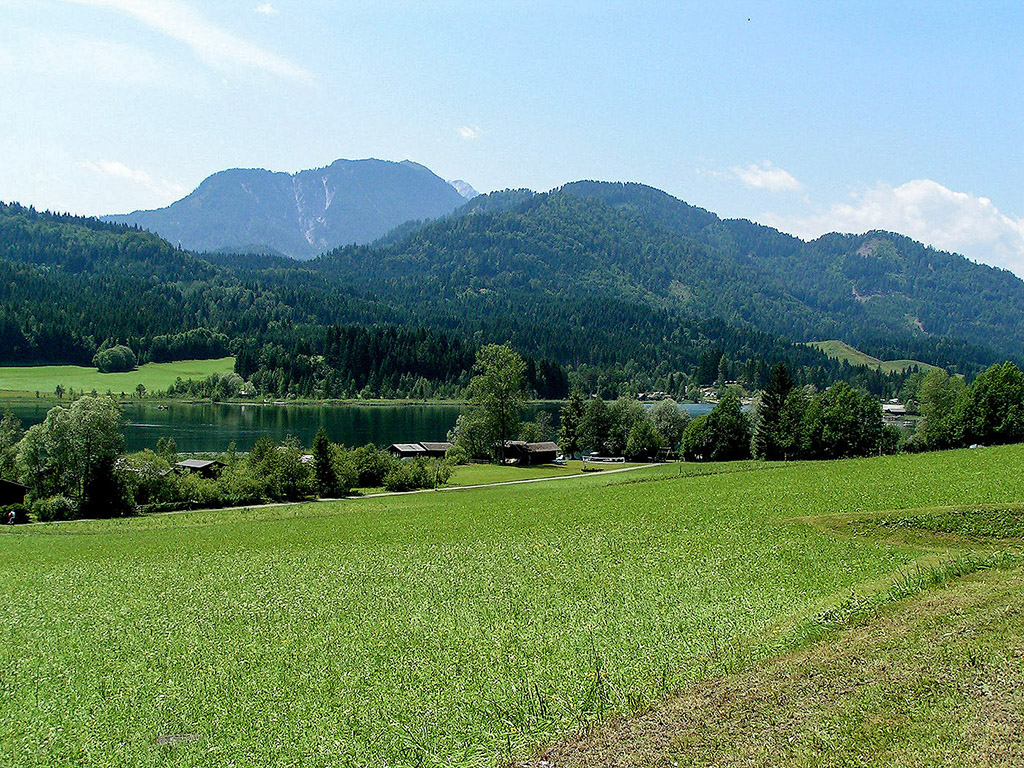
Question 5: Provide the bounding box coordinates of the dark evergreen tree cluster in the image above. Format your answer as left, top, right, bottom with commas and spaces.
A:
3, 190, 1023, 402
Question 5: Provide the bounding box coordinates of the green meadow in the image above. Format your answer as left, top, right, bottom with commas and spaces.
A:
0, 358, 235, 396
807, 340, 938, 375
447, 460, 645, 487
2, 447, 1023, 767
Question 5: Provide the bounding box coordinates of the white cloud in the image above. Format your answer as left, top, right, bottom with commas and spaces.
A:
456, 124, 483, 141
254, 2, 277, 14
760, 179, 1024, 277
61, 0, 312, 83
732, 161, 802, 192
78, 160, 187, 202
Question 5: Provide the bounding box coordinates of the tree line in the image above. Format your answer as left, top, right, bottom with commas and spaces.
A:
0, 398, 454, 523
0, 199, 999, 403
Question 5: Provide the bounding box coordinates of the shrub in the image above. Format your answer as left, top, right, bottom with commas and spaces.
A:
118, 450, 174, 506
32, 495, 77, 522
350, 444, 395, 487
93, 345, 137, 373
444, 443, 470, 465
383, 458, 451, 492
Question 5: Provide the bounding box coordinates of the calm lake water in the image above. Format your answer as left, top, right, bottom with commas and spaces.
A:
0, 400, 714, 453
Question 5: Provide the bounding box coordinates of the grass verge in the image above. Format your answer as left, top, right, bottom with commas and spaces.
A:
0, 357, 235, 395
521, 564, 1024, 767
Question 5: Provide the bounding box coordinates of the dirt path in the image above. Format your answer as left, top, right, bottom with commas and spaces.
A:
354, 463, 656, 499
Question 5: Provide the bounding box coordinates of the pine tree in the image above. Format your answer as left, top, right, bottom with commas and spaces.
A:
752, 363, 794, 460
312, 428, 338, 497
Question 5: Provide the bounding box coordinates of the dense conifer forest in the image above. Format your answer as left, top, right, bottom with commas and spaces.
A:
2, 184, 1023, 400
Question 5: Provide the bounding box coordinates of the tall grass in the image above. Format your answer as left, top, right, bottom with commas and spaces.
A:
2, 445, 1023, 766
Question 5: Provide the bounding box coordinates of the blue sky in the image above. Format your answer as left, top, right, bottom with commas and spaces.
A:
2, 0, 1024, 274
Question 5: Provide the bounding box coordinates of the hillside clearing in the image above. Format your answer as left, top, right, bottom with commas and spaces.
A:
0, 357, 235, 395
807, 340, 938, 374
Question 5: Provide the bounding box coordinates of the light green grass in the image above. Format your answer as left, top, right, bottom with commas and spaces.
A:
2, 447, 1023, 766
808, 340, 939, 374
449, 460, 645, 486
529, 564, 1024, 767
0, 357, 235, 395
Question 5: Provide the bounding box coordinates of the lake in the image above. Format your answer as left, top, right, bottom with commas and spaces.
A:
0, 400, 714, 453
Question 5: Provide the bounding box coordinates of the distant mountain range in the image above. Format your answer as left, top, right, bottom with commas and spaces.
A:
315, 180, 1024, 367
104, 159, 471, 260
5, 173, 1024, 395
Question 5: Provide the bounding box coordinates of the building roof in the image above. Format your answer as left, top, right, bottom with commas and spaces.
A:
389, 443, 426, 453
526, 442, 560, 453
175, 459, 224, 469
0, 478, 28, 491
418, 441, 453, 452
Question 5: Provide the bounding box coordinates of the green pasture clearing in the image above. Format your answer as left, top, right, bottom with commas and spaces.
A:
2, 447, 1023, 766
808, 339, 939, 374
0, 357, 235, 395
449, 460, 645, 486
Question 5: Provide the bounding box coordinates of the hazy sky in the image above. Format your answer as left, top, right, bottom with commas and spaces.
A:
3, 0, 1024, 274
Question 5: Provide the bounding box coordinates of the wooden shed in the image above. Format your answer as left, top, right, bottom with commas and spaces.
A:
388, 443, 427, 459
418, 441, 453, 458
0, 478, 28, 506
174, 459, 225, 479
503, 441, 561, 466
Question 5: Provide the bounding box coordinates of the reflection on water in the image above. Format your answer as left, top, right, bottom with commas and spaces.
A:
0, 399, 714, 453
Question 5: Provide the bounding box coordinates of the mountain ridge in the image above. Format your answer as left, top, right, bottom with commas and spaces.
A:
314, 181, 1024, 367
103, 158, 468, 259
5, 176, 1024, 393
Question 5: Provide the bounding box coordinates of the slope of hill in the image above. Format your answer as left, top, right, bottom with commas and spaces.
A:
316, 184, 1023, 372
556, 181, 1024, 364
104, 159, 468, 259
0, 200, 856, 398
5, 177, 1024, 398
808, 341, 939, 375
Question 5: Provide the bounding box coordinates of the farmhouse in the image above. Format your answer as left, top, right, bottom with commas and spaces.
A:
882, 403, 908, 424
388, 443, 427, 459
0, 478, 27, 506
502, 441, 561, 466
174, 459, 225, 478
388, 442, 453, 459
417, 441, 453, 458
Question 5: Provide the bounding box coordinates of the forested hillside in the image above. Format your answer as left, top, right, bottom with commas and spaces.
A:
329, 182, 1020, 371
560, 182, 1024, 363
3, 178, 1023, 401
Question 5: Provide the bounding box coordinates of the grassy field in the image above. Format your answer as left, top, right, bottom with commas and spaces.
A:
527, 563, 1024, 767
2, 447, 1023, 766
448, 460, 646, 486
808, 340, 939, 374
0, 357, 235, 395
